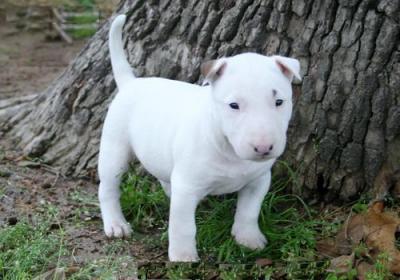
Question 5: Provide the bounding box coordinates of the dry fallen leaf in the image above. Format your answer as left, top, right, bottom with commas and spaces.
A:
318, 201, 400, 276
363, 201, 400, 274
255, 258, 273, 267
316, 238, 340, 258
33, 268, 66, 280
356, 260, 374, 280
327, 253, 355, 275
33, 266, 80, 280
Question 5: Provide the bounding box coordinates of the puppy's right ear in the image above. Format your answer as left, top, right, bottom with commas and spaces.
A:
273, 56, 301, 82
201, 59, 227, 86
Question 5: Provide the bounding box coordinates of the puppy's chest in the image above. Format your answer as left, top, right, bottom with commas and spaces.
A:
208, 177, 251, 195
205, 164, 268, 195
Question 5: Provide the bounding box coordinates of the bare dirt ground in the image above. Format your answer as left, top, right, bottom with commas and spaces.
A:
0, 148, 165, 262
0, 25, 84, 98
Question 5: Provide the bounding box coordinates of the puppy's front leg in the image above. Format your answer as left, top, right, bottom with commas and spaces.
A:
168, 173, 202, 262
231, 172, 271, 250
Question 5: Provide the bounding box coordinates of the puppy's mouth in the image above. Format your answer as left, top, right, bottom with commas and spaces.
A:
253, 154, 276, 162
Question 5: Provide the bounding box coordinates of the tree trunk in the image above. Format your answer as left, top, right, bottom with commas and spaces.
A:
1, 0, 399, 202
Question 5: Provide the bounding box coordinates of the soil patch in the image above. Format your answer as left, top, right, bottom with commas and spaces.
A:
0, 24, 85, 99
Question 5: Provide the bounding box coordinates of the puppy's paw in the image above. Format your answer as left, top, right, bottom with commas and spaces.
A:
104, 219, 132, 238
231, 225, 268, 250
169, 247, 200, 262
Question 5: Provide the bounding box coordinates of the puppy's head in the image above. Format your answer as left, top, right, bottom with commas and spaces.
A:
201, 53, 300, 161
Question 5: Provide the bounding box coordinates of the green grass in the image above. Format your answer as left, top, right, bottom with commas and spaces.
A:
67, 14, 98, 24
68, 28, 97, 39
75, 0, 94, 9
1, 159, 395, 279
68, 247, 137, 280
0, 220, 65, 279
120, 170, 169, 230
119, 164, 400, 278
0, 192, 137, 279
120, 162, 335, 278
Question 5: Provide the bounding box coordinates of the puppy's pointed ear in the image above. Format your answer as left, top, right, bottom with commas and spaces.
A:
273, 56, 301, 82
201, 59, 227, 85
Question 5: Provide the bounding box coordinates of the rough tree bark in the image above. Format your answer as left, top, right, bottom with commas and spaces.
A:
0, 0, 399, 202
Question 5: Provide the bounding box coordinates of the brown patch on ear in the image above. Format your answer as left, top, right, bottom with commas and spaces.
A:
201, 60, 216, 78
201, 60, 227, 83
215, 62, 226, 77
276, 60, 292, 79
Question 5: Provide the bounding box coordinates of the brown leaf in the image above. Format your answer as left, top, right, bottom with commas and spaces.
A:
33, 266, 80, 280
334, 213, 365, 255
255, 258, 273, 267
316, 238, 340, 258
364, 204, 400, 274
326, 201, 400, 276
65, 266, 80, 275
356, 261, 374, 280
327, 253, 355, 275
33, 268, 66, 280
370, 201, 385, 213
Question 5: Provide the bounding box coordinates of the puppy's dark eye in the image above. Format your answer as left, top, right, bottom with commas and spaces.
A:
275, 99, 283, 107
229, 103, 240, 110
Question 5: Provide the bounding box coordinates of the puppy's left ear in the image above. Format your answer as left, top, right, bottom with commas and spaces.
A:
201, 59, 227, 86
273, 56, 301, 82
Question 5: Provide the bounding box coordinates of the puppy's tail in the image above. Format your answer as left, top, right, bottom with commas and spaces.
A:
109, 14, 135, 89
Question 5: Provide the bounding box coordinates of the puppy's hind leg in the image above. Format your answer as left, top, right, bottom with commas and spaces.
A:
98, 140, 132, 238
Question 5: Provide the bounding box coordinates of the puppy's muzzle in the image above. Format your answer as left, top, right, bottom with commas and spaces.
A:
253, 144, 274, 156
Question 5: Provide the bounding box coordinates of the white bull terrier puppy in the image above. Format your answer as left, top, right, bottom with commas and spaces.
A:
98, 14, 301, 262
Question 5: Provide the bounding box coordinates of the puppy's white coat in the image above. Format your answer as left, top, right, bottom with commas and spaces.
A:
99, 15, 301, 262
